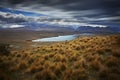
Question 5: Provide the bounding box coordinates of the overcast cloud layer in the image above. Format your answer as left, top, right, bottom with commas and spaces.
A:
0, 0, 120, 28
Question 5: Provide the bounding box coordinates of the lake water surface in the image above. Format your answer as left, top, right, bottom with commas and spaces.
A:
32, 33, 94, 42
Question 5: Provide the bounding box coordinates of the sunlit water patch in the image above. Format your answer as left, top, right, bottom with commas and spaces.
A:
32, 33, 94, 42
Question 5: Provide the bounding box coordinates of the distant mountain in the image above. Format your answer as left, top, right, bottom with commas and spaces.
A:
0, 21, 120, 34
76, 26, 120, 34
4, 23, 75, 32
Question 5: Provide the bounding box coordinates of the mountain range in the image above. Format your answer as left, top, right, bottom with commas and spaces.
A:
1, 23, 119, 34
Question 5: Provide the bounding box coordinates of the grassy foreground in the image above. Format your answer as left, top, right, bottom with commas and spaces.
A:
0, 34, 120, 80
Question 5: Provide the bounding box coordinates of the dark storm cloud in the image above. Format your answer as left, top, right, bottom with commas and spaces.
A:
1, 0, 120, 9
1, 0, 120, 15
102, 0, 120, 9
0, 0, 120, 25
9, 0, 26, 4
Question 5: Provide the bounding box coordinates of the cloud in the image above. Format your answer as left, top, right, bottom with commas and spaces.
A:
0, 8, 108, 29
0, 12, 24, 18
82, 16, 120, 22
1, 0, 119, 24
0, 11, 27, 23
0, 0, 120, 17
9, 24, 25, 28
0, 23, 25, 28
47, 21, 107, 28
0, 0, 119, 30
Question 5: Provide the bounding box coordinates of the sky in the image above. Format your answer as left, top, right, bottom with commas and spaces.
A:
0, 0, 120, 28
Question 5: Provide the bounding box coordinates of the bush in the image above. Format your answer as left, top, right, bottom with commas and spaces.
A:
0, 43, 10, 55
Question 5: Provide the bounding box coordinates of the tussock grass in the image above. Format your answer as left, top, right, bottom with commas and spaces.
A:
0, 34, 120, 80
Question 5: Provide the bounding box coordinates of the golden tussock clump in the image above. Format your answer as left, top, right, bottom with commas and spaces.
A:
16, 60, 28, 71
53, 54, 67, 63
62, 68, 73, 80
26, 65, 43, 73
111, 49, 120, 58
74, 58, 87, 69
34, 68, 57, 80
105, 55, 119, 68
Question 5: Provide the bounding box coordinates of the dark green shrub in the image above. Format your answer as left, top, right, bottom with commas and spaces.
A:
0, 43, 10, 55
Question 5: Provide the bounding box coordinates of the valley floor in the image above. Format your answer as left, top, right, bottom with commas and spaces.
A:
0, 30, 77, 50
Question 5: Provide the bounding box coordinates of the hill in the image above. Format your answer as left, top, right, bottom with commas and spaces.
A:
76, 26, 120, 34
0, 34, 120, 80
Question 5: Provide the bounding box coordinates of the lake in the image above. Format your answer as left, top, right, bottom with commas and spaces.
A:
32, 33, 94, 42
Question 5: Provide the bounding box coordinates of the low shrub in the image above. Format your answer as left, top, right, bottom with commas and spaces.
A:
0, 43, 10, 55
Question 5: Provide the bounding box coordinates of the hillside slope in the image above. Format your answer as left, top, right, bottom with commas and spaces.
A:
0, 34, 120, 80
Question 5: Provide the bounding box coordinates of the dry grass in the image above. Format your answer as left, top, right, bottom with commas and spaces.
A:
0, 34, 120, 80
